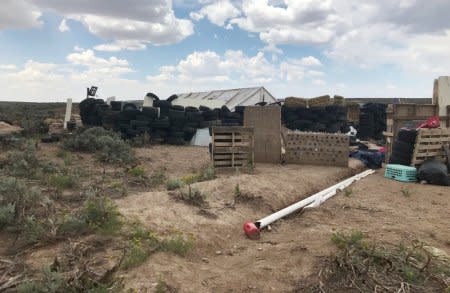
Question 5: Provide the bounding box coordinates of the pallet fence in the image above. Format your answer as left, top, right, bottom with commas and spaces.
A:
212, 126, 254, 168
411, 128, 450, 166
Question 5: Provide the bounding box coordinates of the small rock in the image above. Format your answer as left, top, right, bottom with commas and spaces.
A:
202, 257, 209, 263
215, 250, 222, 255
258, 247, 262, 251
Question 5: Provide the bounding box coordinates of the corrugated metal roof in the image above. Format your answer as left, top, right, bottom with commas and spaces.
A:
172, 87, 277, 110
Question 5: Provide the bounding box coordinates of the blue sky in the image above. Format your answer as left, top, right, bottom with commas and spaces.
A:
0, 0, 448, 102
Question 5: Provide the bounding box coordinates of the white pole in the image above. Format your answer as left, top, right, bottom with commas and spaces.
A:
63, 98, 72, 129
254, 169, 375, 229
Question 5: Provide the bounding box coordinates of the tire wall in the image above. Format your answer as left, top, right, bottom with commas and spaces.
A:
357, 103, 387, 140
79, 98, 246, 145
282, 104, 349, 133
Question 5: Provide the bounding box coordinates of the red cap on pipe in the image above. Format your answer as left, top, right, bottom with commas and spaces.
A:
243, 222, 260, 240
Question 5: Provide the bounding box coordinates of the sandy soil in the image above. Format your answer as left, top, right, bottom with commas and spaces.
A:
114, 146, 450, 292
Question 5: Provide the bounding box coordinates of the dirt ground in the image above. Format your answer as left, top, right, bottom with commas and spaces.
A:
114, 146, 450, 292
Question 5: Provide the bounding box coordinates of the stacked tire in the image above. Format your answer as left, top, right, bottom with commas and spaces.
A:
389, 129, 417, 165
282, 105, 348, 133
79, 98, 107, 126
357, 103, 387, 140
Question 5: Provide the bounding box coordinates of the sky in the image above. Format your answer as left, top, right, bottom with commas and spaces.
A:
0, 0, 449, 102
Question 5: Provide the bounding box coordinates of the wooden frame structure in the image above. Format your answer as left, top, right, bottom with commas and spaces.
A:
211, 126, 254, 168
411, 128, 450, 166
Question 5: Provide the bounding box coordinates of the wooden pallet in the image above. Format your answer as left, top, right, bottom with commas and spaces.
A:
285, 131, 349, 167
212, 126, 254, 168
411, 128, 450, 166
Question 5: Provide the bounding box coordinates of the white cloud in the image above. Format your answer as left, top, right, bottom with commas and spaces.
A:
1, 0, 194, 48
190, 0, 240, 26
312, 79, 326, 86
94, 40, 147, 52
147, 50, 327, 94
0, 49, 145, 102
0, 0, 42, 30
58, 18, 70, 32
0, 65, 18, 71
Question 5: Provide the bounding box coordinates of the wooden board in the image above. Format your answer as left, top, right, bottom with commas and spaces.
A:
285, 131, 349, 167
411, 128, 450, 166
244, 106, 281, 163
212, 126, 254, 169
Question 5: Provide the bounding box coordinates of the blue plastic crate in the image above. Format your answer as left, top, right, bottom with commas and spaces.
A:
384, 164, 417, 182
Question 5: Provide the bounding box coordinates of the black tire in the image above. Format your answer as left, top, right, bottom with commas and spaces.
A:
397, 129, 417, 144
199, 105, 211, 112
123, 103, 138, 111
142, 106, 159, 119
146, 92, 160, 101
110, 101, 122, 111
171, 105, 184, 112
167, 94, 178, 102
130, 120, 149, 128
186, 111, 203, 122
185, 106, 199, 112
154, 100, 171, 108
152, 117, 170, 129
166, 137, 185, 145
169, 109, 185, 120
392, 140, 414, 154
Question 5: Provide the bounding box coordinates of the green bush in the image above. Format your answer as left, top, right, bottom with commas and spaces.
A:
128, 166, 145, 177
166, 179, 183, 190
4, 141, 39, 177
0, 203, 15, 228
121, 240, 150, 270
57, 215, 88, 236
80, 196, 122, 234
49, 175, 77, 190
17, 266, 67, 293
23, 216, 50, 244
64, 127, 135, 164
0, 176, 42, 224
161, 234, 194, 257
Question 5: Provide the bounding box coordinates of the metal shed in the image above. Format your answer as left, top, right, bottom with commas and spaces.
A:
171, 87, 277, 110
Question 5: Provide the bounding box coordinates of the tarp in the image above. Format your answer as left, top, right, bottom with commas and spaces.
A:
190, 128, 211, 146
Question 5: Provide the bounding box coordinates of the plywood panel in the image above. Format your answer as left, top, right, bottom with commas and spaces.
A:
244, 106, 281, 163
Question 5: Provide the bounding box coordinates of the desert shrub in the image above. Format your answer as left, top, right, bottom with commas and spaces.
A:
166, 179, 183, 190
3, 141, 40, 177
22, 216, 51, 244
57, 215, 89, 236
0, 176, 42, 224
181, 164, 215, 185
48, 174, 77, 190
64, 127, 135, 164
128, 166, 145, 177
121, 240, 150, 269
17, 266, 67, 293
300, 231, 450, 292
160, 234, 194, 257
178, 187, 206, 207
149, 169, 166, 186
0, 203, 15, 228
80, 196, 122, 234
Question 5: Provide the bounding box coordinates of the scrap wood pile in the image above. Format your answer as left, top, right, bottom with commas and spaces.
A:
78, 93, 245, 145
300, 232, 450, 293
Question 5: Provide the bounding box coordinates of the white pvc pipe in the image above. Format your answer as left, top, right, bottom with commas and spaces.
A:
255, 169, 375, 228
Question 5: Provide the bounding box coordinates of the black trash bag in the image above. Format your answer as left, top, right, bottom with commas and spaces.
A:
417, 159, 450, 186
